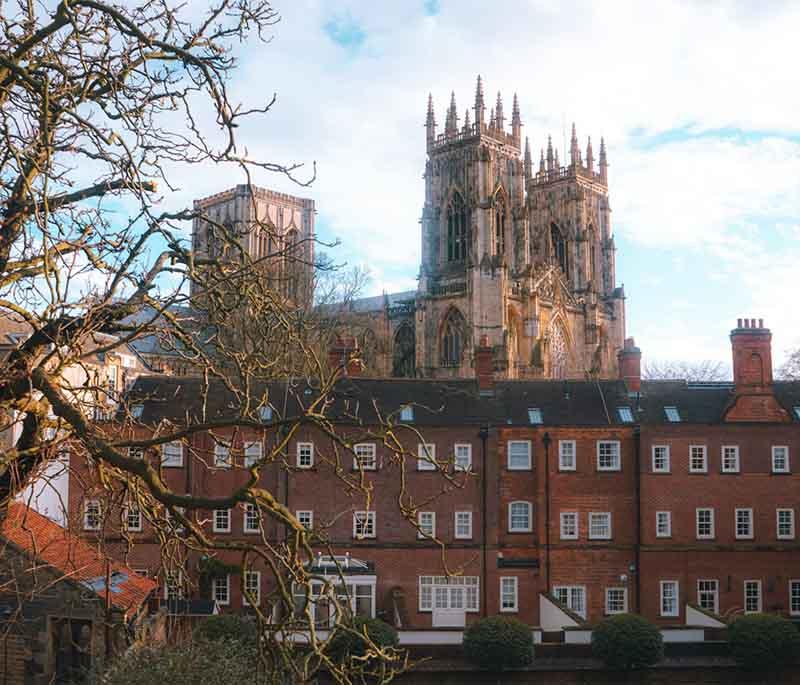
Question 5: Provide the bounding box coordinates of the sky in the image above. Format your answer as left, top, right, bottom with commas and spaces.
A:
169, 0, 800, 373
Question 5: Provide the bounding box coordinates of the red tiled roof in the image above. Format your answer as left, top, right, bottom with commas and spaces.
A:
1, 503, 156, 617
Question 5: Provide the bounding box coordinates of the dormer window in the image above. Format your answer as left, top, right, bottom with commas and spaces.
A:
664, 406, 681, 422
794, 406, 800, 421
527, 407, 543, 425
400, 405, 414, 422
259, 405, 273, 422
617, 406, 634, 423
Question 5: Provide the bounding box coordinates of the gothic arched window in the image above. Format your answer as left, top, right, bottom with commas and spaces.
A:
494, 196, 506, 257
551, 223, 568, 276
549, 323, 568, 379
392, 324, 416, 378
446, 193, 469, 262
441, 308, 466, 367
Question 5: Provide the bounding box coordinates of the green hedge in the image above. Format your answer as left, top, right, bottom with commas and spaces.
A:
462, 616, 534, 670
591, 614, 663, 670
728, 613, 800, 670
193, 614, 257, 645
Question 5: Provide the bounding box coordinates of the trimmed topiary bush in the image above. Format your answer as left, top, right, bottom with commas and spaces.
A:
462, 616, 534, 670
592, 614, 663, 670
728, 613, 800, 670
193, 613, 257, 645
326, 616, 399, 662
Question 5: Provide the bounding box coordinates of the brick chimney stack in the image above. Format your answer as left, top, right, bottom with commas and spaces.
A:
475, 336, 494, 392
617, 337, 642, 393
730, 317, 772, 390
328, 336, 363, 377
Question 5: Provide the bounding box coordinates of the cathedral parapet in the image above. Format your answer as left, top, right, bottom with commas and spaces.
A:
528, 163, 607, 188
432, 122, 517, 151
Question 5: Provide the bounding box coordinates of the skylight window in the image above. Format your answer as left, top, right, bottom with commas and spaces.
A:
617, 406, 634, 423
259, 405, 273, 422
527, 407, 543, 425
664, 406, 681, 423
794, 406, 800, 421
131, 404, 144, 419
400, 405, 414, 422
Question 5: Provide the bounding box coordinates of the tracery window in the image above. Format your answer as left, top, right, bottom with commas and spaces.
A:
494, 197, 506, 257
392, 324, 415, 378
441, 308, 466, 367
446, 193, 469, 262
549, 323, 568, 379
551, 223, 568, 275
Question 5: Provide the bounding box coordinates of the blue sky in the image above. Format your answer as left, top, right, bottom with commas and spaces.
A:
170, 0, 800, 372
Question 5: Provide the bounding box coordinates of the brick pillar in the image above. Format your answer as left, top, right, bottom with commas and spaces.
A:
617, 337, 641, 393
475, 336, 494, 391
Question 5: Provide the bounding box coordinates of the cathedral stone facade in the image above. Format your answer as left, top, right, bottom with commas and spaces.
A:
348, 77, 626, 380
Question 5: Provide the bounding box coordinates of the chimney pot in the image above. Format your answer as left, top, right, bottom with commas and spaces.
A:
737, 318, 742, 328
758, 318, 763, 328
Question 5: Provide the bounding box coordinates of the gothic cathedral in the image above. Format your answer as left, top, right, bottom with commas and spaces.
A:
347, 76, 626, 381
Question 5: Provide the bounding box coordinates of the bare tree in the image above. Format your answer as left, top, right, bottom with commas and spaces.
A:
0, 2, 462, 682
777, 348, 800, 380
642, 359, 729, 382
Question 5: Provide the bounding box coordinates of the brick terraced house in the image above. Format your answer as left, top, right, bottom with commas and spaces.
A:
65, 319, 800, 633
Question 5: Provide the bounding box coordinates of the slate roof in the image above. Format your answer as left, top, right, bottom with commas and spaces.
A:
123, 375, 800, 427
322, 290, 417, 315
1, 503, 156, 617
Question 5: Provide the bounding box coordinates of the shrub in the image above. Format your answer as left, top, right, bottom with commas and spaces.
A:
193, 614, 257, 645
102, 639, 259, 685
326, 616, 399, 662
592, 614, 663, 670
728, 613, 800, 670
462, 616, 534, 670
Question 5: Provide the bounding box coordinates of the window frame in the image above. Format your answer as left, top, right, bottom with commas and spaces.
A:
400, 405, 414, 422
552, 585, 587, 619
689, 445, 707, 473
617, 406, 634, 423
744, 579, 762, 614
213, 508, 231, 533
454, 511, 473, 539
507, 440, 532, 470
772, 445, 790, 473
790, 580, 800, 616
213, 574, 230, 606
656, 511, 672, 538
527, 407, 543, 425
124, 504, 142, 532
777, 508, 795, 540
243, 440, 262, 468
127, 446, 144, 460
596, 440, 621, 472
508, 501, 533, 533
353, 443, 377, 471
697, 579, 719, 614
696, 507, 715, 539
660, 580, 679, 617
588, 511, 612, 540
605, 587, 628, 615
558, 440, 576, 471
296, 441, 315, 469
651, 445, 670, 473
213, 441, 232, 469
83, 499, 102, 531
244, 570, 261, 607
243, 503, 260, 534
735, 507, 754, 540
560, 511, 579, 540
454, 443, 472, 472
353, 510, 376, 539
664, 406, 681, 422
418, 511, 436, 539
417, 443, 437, 471
721, 445, 740, 473
161, 440, 184, 467
418, 575, 480, 613
296, 510, 314, 530
500, 576, 519, 612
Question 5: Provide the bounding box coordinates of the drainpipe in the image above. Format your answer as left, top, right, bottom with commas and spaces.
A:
542, 432, 552, 593
634, 426, 641, 613
479, 424, 489, 617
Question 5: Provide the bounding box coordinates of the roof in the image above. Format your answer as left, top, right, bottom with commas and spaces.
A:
340, 290, 416, 314
1, 503, 156, 617
123, 375, 800, 428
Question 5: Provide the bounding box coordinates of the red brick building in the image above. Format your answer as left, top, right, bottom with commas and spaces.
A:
66, 320, 800, 631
